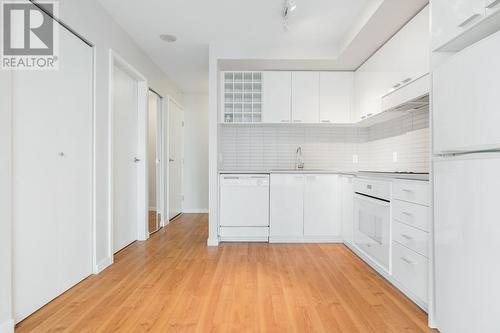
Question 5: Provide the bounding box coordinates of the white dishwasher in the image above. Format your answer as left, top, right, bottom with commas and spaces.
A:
219, 174, 270, 242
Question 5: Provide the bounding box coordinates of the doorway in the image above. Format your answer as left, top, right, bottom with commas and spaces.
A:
148, 89, 164, 233
168, 99, 184, 220
109, 51, 148, 255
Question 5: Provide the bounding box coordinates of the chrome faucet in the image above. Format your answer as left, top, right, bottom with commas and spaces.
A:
295, 146, 304, 170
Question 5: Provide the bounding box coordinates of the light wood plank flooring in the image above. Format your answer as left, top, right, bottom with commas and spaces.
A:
16, 213, 434, 332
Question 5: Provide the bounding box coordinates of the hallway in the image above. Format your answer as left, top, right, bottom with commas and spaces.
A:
16, 214, 432, 332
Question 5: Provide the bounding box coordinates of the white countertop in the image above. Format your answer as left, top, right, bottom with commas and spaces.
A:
218, 169, 429, 181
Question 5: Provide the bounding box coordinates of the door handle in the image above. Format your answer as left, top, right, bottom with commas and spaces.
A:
401, 257, 417, 265
169, 158, 174, 162
457, 13, 482, 28
134, 157, 141, 163
487, 0, 500, 8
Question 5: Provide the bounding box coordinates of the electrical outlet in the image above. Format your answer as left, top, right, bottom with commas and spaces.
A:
393, 152, 398, 163
352, 154, 359, 164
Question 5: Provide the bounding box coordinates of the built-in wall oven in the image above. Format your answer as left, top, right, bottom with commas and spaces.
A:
353, 178, 391, 272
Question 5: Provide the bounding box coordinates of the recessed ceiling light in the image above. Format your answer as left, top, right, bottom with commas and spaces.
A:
160, 34, 177, 43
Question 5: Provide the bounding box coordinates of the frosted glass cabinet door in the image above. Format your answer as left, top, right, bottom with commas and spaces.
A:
270, 174, 304, 239
291, 72, 320, 123
433, 30, 500, 153
262, 71, 292, 123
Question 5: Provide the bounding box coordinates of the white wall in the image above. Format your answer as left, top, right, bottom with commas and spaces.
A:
0, 71, 14, 332
2, 4, 183, 326
52, 0, 182, 267
183, 93, 209, 213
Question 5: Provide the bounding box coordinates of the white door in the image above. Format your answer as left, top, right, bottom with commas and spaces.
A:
168, 100, 184, 219
269, 174, 304, 239
434, 154, 500, 333
433, 30, 500, 153
291, 72, 320, 123
113, 66, 139, 253
13, 12, 93, 321
262, 71, 291, 123
303, 174, 341, 237
319, 72, 353, 123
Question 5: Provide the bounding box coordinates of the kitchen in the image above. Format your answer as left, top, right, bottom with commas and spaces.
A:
210, 1, 500, 331
216, 3, 431, 312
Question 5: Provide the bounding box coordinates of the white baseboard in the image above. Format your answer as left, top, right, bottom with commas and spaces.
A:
206, 237, 219, 246
0, 319, 14, 333
94, 256, 113, 274
183, 208, 208, 213
269, 236, 343, 243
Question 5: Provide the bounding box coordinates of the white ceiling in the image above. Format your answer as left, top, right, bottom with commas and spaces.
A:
97, 0, 427, 94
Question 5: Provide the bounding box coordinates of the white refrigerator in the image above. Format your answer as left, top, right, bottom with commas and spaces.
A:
433, 30, 500, 332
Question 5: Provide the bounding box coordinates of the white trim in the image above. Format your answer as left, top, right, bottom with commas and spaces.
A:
0, 319, 14, 333
94, 256, 113, 274
91, 44, 98, 275
207, 237, 220, 246
108, 50, 149, 261
269, 236, 343, 243
182, 209, 208, 213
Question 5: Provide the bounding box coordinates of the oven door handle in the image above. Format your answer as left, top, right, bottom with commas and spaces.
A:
354, 193, 390, 207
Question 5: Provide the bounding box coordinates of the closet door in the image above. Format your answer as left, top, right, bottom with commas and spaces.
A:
13, 15, 93, 322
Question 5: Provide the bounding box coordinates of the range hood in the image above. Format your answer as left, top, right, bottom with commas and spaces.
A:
381, 74, 429, 113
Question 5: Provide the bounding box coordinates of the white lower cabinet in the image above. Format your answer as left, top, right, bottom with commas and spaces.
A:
269, 174, 304, 240
392, 242, 429, 303
304, 175, 341, 238
340, 176, 354, 244
270, 174, 341, 242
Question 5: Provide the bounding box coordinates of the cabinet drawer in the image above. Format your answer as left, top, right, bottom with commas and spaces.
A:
393, 221, 429, 258
392, 199, 429, 232
392, 242, 428, 303
392, 181, 429, 206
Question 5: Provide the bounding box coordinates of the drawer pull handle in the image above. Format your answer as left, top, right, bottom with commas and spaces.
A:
457, 13, 482, 28
401, 257, 417, 265
401, 234, 413, 240
402, 77, 412, 84
402, 189, 414, 193
402, 211, 413, 216
487, 0, 500, 8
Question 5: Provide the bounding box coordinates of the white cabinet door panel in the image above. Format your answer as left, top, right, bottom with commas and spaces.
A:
432, 0, 485, 50
340, 176, 354, 244
434, 154, 500, 333
303, 175, 340, 237
319, 72, 353, 123
433, 30, 500, 153
291, 72, 320, 123
270, 174, 304, 238
262, 71, 291, 123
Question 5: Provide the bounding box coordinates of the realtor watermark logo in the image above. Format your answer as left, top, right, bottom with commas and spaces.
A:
1, 1, 59, 70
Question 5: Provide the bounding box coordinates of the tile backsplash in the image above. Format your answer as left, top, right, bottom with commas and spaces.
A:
219, 109, 429, 172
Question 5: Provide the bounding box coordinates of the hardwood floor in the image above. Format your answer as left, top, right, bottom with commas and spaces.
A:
16, 214, 434, 332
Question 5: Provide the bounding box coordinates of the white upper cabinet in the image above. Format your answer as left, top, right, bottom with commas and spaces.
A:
262, 71, 292, 123
432, 0, 486, 51
291, 72, 320, 123
433, 30, 500, 153
319, 72, 353, 123
354, 6, 429, 121
303, 174, 341, 237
